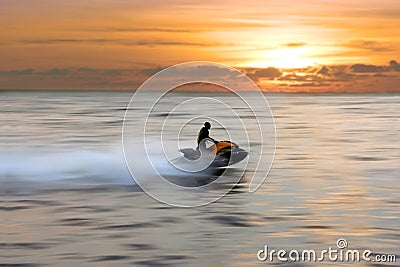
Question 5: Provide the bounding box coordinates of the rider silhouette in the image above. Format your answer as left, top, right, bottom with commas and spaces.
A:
197, 122, 214, 150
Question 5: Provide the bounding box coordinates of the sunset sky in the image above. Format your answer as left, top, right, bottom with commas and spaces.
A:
0, 0, 399, 92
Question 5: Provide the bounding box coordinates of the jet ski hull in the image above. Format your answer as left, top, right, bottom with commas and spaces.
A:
179, 141, 248, 167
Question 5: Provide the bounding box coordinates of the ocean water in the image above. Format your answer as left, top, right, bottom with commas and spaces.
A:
1, 91, 399, 266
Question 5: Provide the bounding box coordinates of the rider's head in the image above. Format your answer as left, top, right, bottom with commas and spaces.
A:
204, 121, 211, 129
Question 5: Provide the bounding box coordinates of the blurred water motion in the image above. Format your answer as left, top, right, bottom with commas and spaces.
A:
1, 91, 399, 266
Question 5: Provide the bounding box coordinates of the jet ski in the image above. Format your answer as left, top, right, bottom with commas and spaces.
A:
179, 139, 248, 168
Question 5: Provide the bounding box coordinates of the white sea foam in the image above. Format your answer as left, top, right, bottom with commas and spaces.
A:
0, 140, 212, 194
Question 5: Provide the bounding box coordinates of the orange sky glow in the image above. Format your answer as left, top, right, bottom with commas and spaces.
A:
0, 0, 399, 92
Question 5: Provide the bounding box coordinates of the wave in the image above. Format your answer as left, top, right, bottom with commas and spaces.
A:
0, 147, 132, 193
0, 141, 201, 194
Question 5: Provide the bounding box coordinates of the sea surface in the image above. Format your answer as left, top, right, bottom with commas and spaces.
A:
1, 91, 399, 266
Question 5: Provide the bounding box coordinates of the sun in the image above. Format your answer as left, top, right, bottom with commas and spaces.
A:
244, 47, 316, 69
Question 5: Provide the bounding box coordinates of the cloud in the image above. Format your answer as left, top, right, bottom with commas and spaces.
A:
81, 19, 275, 34
38, 68, 71, 75
102, 69, 123, 76
243, 67, 282, 81
285, 42, 306, 47
18, 38, 227, 47
19, 39, 114, 45
274, 64, 359, 84
317, 66, 331, 76
0, 67, 136, 78
389, 60, 400, 71
0, 69, 34, 75
0, 67, 144, 90
330, 71, 355, 82
374, 73, 393, 78
76, 67, 99, 73
101, 27, 198, 33
140, 66, 166, 76
289, 82, 328, 87
342, 40, 393, 52
350, 64, 387, 73
135, 40, 223, 47
1, 61, 399, 92
306, 65, 355, 82
159, 64, 242, 85
277, 73, 320, 82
